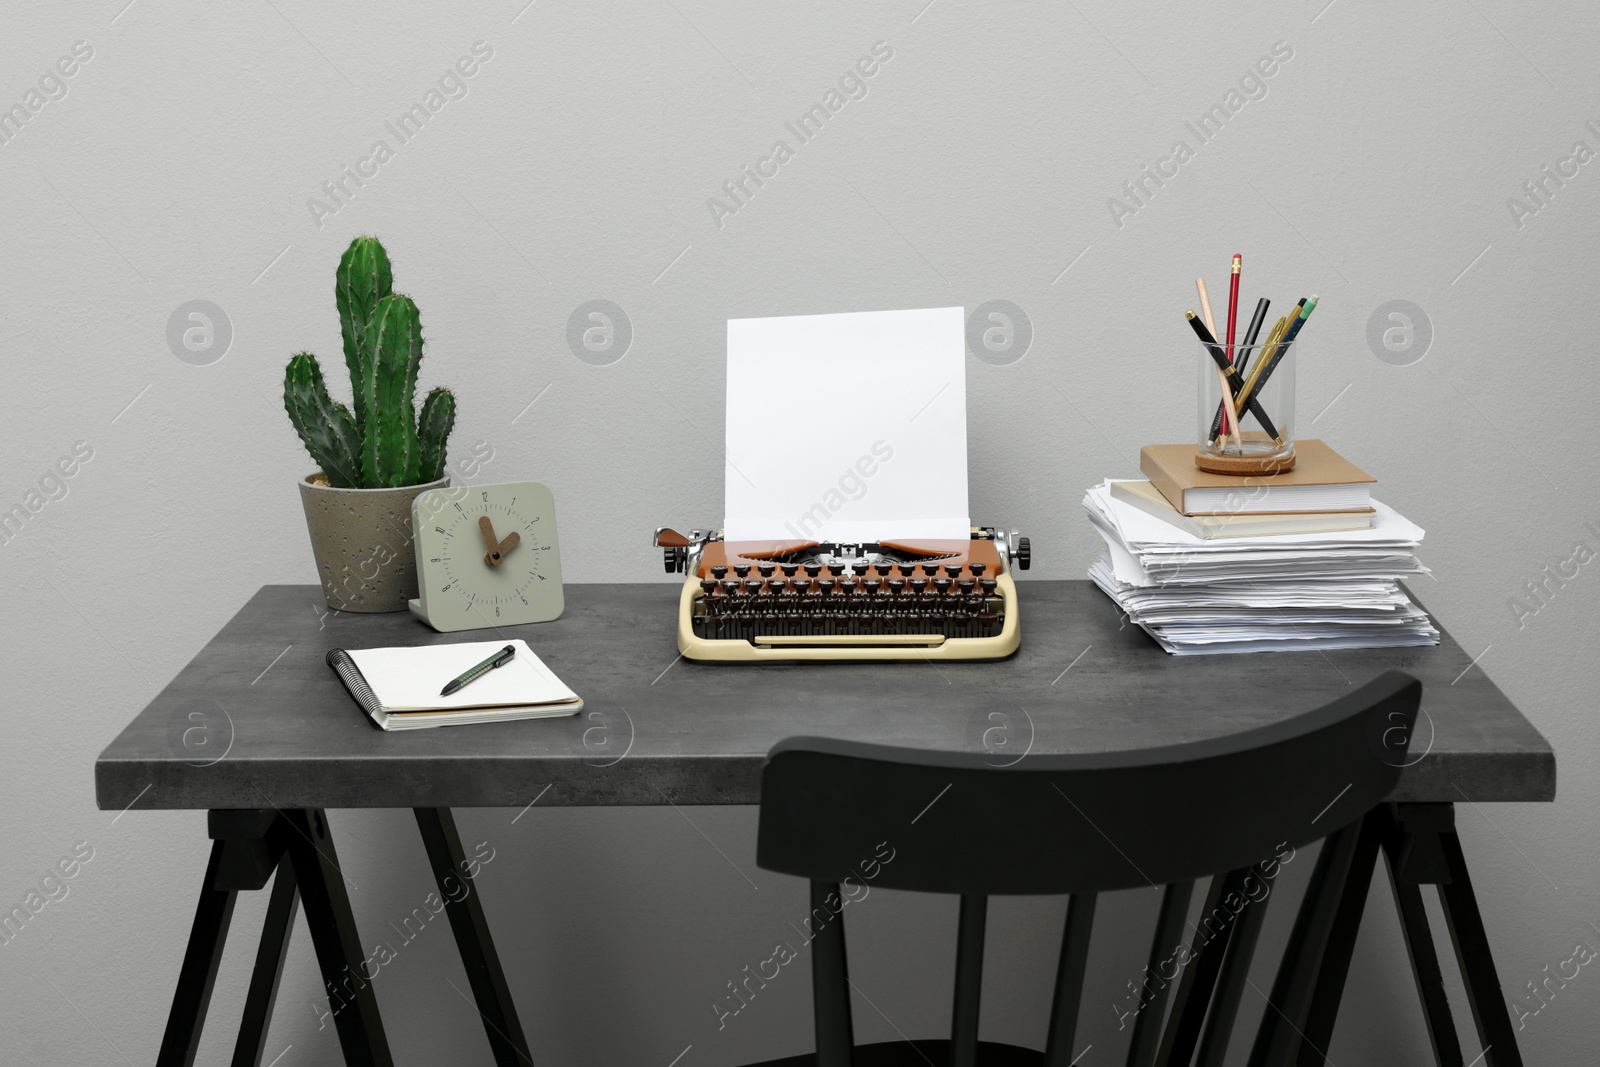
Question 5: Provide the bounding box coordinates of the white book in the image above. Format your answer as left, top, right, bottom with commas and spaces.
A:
326, 639, 582, 731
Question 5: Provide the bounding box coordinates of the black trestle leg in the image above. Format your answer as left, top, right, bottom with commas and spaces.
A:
414, 808, 533, 1066
281, 808, 393, 1067
1437, 827, 1525, 1067
231, 856, 301, 1067
1379, 819, 1465, 1067
158, 839, 239, 1067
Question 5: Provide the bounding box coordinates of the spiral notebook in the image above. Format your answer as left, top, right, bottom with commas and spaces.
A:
326, 639, 583, 731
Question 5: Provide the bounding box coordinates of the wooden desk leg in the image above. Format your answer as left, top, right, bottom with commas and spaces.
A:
231, 856, 300, 1067
1298, 807, 1386, 1065
280, 808, 394, 1067
158, 839, 239, 1067
414, 807, 533, 1066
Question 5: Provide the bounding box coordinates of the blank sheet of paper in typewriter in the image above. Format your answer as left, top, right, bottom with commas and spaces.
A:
724, 306, 970, 543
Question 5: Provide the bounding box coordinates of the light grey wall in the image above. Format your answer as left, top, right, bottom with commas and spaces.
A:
3, 0, 1597, 1063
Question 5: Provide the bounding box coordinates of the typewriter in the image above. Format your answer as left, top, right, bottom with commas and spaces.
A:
659, 305, 1028, 662
653, 528, 1030, 662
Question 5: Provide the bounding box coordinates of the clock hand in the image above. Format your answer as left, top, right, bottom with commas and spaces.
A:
495, 531, 520, 559
479, 515, 506, 567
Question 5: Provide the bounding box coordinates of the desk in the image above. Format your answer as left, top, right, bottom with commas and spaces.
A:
97, 583, 1554, 1066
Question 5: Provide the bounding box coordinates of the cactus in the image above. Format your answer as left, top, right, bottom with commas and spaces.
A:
335, 236, 393, 428
284, 353, 363, 488
282, 236, 456, 489
416, 387, 456, 483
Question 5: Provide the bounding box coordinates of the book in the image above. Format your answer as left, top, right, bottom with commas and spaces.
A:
1140, 439, 1376, 516
1109, 480, 1373, 539
326, 639, 582, 731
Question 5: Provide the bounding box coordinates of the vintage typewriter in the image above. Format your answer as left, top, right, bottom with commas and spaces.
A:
657, 305, 1027, 662
653, 528, 1029, 662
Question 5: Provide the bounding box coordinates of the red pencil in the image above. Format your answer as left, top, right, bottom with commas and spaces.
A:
1225, 253, 1241, 364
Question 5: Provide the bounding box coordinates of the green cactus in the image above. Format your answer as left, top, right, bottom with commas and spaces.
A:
282, 236, 455, 489
335, 236, 393, 428
416, 387, 456, 483
283, 353, 363, 488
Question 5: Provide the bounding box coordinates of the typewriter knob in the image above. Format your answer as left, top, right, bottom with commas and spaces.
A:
1016, 537, 1032, 570
663, 545, 686, 573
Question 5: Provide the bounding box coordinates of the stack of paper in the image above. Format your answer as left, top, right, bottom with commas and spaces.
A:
1084, 480, 1439, 655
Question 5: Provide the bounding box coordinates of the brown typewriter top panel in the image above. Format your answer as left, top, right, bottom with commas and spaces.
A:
696, 539, 1003, 579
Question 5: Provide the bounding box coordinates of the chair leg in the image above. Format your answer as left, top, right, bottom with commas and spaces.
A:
1159, 869, 1248, 1065
281, 808, 393, 1067
1298, 807, 1386, 1065
1127, 881, 1194, 1067
413, 808, 532, 1066
231, 856, 300, 1067
1247, 821, 1362, 1067
1436, 828, 1524, 1067
158, 839, 238, 1067
1196, 866, 1275, 1067
1378, 820, 1464, 1067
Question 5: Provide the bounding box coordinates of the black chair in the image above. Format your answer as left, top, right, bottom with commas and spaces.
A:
748, 670, 1422, 1067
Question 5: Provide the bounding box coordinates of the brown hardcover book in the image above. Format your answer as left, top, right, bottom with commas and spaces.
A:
1140, 440, 1377, 516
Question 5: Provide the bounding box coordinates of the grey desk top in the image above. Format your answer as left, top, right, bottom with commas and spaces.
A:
95, 583, 1554, 811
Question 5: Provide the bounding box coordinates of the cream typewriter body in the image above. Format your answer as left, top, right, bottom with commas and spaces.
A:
653, 527, 1029, 662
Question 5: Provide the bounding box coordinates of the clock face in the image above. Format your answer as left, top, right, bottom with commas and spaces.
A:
409, 481, 564, 632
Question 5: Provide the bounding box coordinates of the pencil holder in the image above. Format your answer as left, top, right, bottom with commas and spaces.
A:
1196, 335, 1296, 474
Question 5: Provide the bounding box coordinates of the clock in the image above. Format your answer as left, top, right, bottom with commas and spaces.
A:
408, 481, 564, 632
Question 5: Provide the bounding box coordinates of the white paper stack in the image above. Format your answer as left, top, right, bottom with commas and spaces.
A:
1084, 480, 1439, 655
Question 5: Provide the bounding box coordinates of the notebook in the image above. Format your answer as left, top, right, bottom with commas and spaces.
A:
1140, 439, 1376, 516
326, 639, 582, 731
1109, 480, 1373, 539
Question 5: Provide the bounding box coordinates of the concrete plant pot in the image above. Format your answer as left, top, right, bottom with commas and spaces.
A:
298, 472, 449, 612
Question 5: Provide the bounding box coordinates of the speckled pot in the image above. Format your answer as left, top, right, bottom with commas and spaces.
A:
297, 472, 449, 612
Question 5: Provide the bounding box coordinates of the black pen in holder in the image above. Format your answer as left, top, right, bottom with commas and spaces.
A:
1196, 333, 1297, 475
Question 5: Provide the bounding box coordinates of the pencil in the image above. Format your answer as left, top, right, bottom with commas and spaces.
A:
1196, 279, 1242, 451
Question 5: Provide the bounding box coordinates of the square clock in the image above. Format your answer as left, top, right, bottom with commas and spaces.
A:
408, 481, 564, 631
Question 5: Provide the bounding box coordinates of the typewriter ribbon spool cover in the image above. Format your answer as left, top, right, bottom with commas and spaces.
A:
658, 306, 1028, 662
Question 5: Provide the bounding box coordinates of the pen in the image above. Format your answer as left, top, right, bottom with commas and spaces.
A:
440, 644, 516, 696
1186, 312, 1282, 443
1238, 295, 1317, 413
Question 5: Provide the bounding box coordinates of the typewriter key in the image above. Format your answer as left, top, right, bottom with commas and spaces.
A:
887, 579, 906, 595
804, 562, 822, 578
711, 565, 728, 579
980, 578, 998, 596
910, 578, 928, 594
733, 563, 751, 578
851, 562, 870, 576
745, 578, 763, 594
934, 578, 952, 594
779, 562, 797, 577
757, 561, 776, 578
958, 579, 976, 595
944, 563, 962, 579
969, 562, 986, 576
922, 562, 942, 577
862, 579, 881, 594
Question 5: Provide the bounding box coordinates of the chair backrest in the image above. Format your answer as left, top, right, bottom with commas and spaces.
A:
755, 670, 1420, 1066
